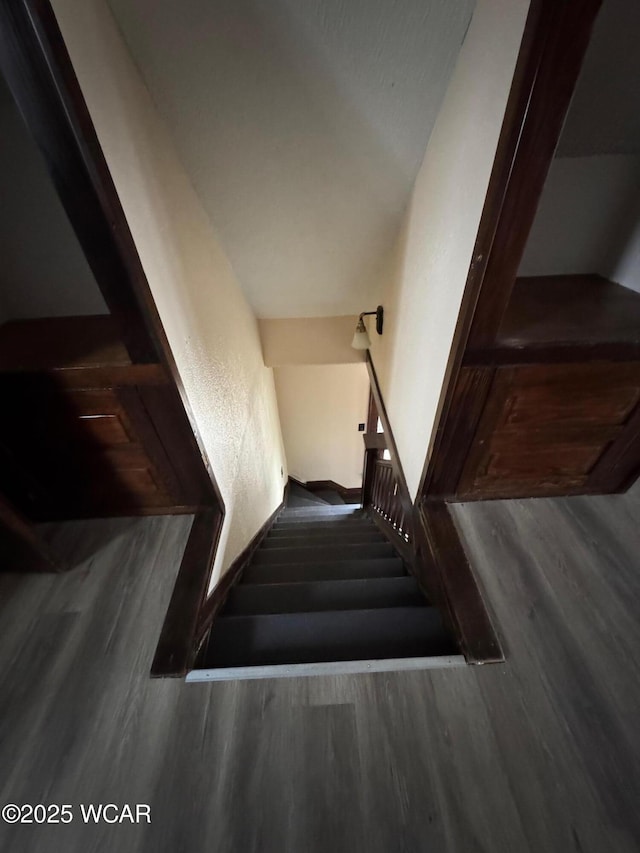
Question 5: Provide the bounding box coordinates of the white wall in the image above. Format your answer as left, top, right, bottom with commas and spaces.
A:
519, 154, 640, 293
0, 75, 107, 319
50, 0, 287, 588
369, 0, 530, 499
274, 364, 369, 488
259, 316, 364, 366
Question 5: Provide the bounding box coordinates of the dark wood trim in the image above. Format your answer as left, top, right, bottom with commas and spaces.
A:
427, 367, 495, 498
465, 343, 640, 367
0, 364, 169, 389
366, 388, 379, 434
588, 401, 640, 494
151, 506, 224, 678
0, 0, 223, 510
195, 495, 286, 646
417, 502, 503, 664
136, 384, 218, 507
418, 0, 602, 502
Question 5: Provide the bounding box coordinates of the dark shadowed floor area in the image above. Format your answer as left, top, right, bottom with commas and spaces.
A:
1, 482, 639, 852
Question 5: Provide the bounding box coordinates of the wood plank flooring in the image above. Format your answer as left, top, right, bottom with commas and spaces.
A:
1, 483, 639, 852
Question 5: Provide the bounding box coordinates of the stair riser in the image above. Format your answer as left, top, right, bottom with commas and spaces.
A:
205, 607, 455, 668
254, 543, 394, 565
225, 577, 425, 615
273, 522, 372, 534
264, 532, 384, 548
242, 557, 404, 584
282, 503, 360, 512
278, 506, 364, 519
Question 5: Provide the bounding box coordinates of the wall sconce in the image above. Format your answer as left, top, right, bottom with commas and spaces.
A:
351, 306, 384, 350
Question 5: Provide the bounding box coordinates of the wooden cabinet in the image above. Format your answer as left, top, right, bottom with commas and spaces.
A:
0, 316, 206, 519
458, 362, 640, 498
440, 276, 640, 501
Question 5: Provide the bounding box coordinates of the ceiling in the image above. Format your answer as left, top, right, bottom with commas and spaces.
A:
108, 0, 475, 318
557, 0, 640, 158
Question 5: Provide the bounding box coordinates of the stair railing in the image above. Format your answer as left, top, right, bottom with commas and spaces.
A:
365, 455, 412, 543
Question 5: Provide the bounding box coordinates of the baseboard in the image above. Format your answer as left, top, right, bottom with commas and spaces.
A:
194, 494, 286, 649
290, 477, 362, 504
416, 501, 503, 664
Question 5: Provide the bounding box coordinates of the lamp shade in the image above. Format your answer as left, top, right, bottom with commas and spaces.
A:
351, 318, 371, 350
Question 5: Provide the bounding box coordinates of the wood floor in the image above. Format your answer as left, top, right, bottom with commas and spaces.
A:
1, 483, 639, 852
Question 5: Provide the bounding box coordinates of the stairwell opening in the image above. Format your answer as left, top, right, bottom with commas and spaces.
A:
188, 363, 465, 681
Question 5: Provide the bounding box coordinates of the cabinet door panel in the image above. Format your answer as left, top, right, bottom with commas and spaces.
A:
459, 363, 640, 499
0, 375, 186, 517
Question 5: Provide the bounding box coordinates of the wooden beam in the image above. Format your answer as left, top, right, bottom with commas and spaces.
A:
417, 501, 503, 664
151, 507, 224, 677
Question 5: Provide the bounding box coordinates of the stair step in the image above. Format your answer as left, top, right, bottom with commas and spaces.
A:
203, 607, 456, 668
264, 530, 384, 548
286, 496, 330, 509
242, 557, 405, 584
253, 542, 394, 565
282, 502, 360, 512
310, 489, 347, 505
269, 524, 375, 540
224, 576, 426, 615
274, 519, 372, 532
287, 482, 332, 508
279, 506, 363, 519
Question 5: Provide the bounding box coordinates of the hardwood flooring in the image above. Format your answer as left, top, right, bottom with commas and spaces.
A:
1, 483, 639, 852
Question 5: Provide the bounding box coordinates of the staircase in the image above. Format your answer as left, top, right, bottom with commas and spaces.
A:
194, 497, 459, 680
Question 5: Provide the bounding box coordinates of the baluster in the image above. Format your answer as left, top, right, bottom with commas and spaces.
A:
385, 472, 391, 521
373, 463, 381, 513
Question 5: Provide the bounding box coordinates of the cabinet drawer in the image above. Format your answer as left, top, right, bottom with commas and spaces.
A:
50, 389, 137, 448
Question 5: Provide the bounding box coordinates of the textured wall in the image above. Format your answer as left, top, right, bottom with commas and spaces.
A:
274, 364, 369, 488
50, 0, 288, 587
519, 154, 640, 294
0, 75, 107, 319
369, 0, 530, 499
108, 0, 475, 318
259, 316, 363, 366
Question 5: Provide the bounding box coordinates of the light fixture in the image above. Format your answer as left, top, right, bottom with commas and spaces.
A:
351, 306, 384, 350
